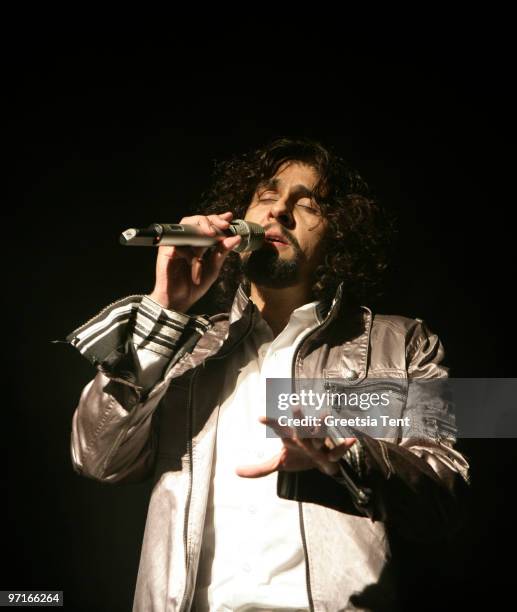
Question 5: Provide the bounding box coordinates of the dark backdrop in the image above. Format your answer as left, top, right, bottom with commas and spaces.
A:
6, 53, 515, 611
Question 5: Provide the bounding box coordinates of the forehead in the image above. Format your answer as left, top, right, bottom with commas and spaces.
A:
257, 161, 320, 192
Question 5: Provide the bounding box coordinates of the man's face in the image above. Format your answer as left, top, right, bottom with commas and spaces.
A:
241, 161, 328, 289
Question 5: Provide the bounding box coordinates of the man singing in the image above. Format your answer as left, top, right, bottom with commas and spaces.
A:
67, 138, 470, 611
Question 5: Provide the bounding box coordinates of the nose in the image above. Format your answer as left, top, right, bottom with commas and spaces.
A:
267, 197, 294, 229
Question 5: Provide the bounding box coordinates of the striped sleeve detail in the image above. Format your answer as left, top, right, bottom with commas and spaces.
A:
66, 295, 212, 367
66, 295, 144, 365
134, 296, 212, 358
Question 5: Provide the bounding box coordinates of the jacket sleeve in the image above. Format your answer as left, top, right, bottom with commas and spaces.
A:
356, 320, 471, 539
278, 320, 470, 541
68, 295, 211, 484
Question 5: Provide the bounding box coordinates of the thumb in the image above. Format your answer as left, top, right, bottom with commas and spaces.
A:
235, 452, 281, 478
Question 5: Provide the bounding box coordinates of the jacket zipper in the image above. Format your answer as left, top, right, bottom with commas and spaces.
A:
178, 368, 196, 612
324, 379, 407, 397
178, 306, 256, 612
298, 502, 314, 612
290, 302, 374, 612
291, 319, 334, 612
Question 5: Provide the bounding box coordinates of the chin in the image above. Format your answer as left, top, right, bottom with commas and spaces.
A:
242, 249, 301, 289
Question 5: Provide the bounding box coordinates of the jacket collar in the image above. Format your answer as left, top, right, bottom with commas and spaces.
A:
188, 280, 373, 386
229, 281, 254, 326
227, 279, 371, 333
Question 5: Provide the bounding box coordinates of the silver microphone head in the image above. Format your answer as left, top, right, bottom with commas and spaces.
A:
228, 220, 265, 252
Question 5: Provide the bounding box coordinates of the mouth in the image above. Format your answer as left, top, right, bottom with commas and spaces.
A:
265, 231, 289, 247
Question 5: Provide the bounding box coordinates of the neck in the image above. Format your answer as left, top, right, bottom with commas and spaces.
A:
249, 283, 313, 336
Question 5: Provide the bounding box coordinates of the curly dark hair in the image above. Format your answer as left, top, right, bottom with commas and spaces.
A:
194, 138, 396, 313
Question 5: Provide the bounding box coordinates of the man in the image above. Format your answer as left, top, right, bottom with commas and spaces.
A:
67, 139, 470, 611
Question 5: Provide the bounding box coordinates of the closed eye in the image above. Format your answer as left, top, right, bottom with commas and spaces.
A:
295, 202, 320, 215
258, 190, 279, 202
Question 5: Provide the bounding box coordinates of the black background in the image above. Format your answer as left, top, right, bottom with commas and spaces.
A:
6, 51, 515, 611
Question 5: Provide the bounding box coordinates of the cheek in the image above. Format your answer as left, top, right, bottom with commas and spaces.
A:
243, 210, 255, 223
243, 203, 259, 222
306, 228, 328, 261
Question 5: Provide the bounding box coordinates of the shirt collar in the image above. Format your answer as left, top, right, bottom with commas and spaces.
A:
229, 280, 329, 327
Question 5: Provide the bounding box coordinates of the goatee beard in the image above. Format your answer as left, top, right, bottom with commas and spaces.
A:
241, 247, 301, 289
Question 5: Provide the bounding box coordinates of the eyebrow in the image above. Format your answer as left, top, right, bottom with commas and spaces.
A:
257, 177, 316, 200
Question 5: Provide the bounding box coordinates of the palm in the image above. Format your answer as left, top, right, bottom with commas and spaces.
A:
235, 415, 356, 479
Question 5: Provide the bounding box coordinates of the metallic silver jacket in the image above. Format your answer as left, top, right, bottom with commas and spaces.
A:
69, 283, 470, 611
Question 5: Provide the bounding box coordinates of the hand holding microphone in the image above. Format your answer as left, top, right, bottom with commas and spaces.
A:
137, 212, 262, 313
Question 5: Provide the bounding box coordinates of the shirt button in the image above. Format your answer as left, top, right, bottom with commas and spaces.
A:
243, 563, 251, 572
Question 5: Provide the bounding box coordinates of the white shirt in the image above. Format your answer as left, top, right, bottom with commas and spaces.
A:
136, 297, 322, 611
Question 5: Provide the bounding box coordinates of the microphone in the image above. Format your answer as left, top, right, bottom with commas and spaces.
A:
119, 219, 265, 253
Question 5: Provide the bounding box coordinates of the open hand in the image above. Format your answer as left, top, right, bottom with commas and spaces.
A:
235, 414, 356, 478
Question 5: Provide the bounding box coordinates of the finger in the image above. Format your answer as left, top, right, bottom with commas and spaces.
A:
293, 427, 344, 467
290, 406, 321, 441
157, 245, 198, 264
191, 245, 210, 287
258, 414, 337, 477
201, 236, 242, 284
218, 211, 234, 220
204, 235, 241, 265
324, 436, 357, 450
279, 415, 327, 462
311, 438, 324, 450
299, 437, 344, 475
235, 452, 281, 478
324, 437, 357, 462
206, 214, 231, 230
293, 440, 338, 476
220, 234, 242, 251
188, 245, 210, 286
192, 249, 214, 285
180, 212, 231, 226
196, 216, 217, 236
191, 256, 203, 286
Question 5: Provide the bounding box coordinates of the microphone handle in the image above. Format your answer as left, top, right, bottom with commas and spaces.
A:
120, 220, 264, 252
